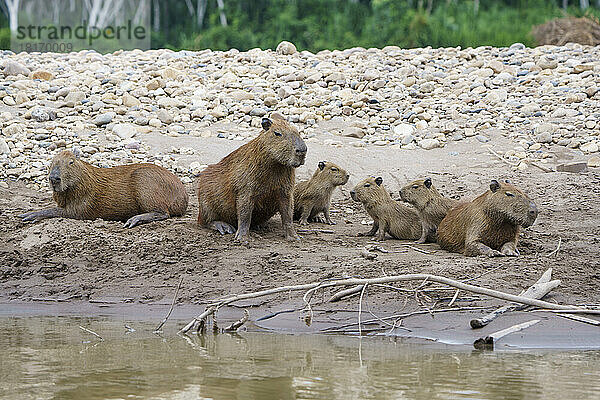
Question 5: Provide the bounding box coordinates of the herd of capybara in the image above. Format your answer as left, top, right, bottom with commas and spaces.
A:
20, 115, 539, 257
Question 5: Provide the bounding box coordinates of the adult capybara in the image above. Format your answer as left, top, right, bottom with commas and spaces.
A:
293, 161, 349, 225
400, 177, 459, 243
437, 179, 538, 257
350, 176, 421, 241
19, 150, 188, 227
196, 116, 307, 241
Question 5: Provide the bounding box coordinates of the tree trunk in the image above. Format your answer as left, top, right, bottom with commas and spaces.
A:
5, 0, 20, 33
216, 0, 227, 27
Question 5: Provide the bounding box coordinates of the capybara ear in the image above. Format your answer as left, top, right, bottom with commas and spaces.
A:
424, 177, 432, 188
72, 147, 82, 159
375, 177, 383, 186
318, 161, 326, 170
261, 118, 273, 131
490, 180, 500, 193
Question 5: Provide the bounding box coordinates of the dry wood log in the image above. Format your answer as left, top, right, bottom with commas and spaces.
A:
470, 268, 559, 329
473, 319, 540, 350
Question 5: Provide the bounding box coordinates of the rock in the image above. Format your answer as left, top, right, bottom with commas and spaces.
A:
475, 135, 489, 143
161, 68, 179, 80
3, 96, 15, 106
264, 96, 278, 107
535, 132, 553, 144
0, 138, 9, 154
534, 123, 557, 135
158, 97, 185, 108
402, 76, 416, 87
588, 156, 600, 168
30, 70, 54, 81
510, 42, 526, 50
210, 106, 228, 119
2, 60, 31, 76
401, 134, 414, 145
278, 86, 294, 99
157, 109, 173, 124
419, 138, 440, 150
393, 124, 415, 136
122, 93, 141, 108
573, 64, 593, 74
305, 72, 322, 84
415, 120, 428, 130
556, 162, 588, 173
112, 123, 137, 139
249, 108, 267, 117
148, 118, 161, 127
30, 106, 56, 122
276, 41, 297, 55
64, 90, 86, 107
94, 112, 115, 126
362, 69, 379, 81
344, 127, 365, 138
537, 55, 557, 70
580, 141, 599, 153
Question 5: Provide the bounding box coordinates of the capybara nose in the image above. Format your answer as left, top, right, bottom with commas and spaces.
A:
350, 190, 357, 201
296, 148, 307, 156
49, 175, 61, 185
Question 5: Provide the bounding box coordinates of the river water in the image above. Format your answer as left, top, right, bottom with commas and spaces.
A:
1, 316, 599, 399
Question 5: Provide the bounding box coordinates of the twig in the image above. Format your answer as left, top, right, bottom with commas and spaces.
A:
179, 273, 583, 334
470, 268, 559, 329
79, 325, 104, 341
178, 305, 216, 334
533, 309, 600, 315
488, 147, 519, 167
547, 237, 562, 257
223, 310, 249, 332
360, 247, 377, 260
448, 289, 460, 307
358, 284, 368, 336
297, 228, 336, 234
530, 161, 553, 173
402, 244, 433, 254
329, 285, 364, 302
154, 276, 184, 333
473, 319, 540, 350
557, 314, 600, 326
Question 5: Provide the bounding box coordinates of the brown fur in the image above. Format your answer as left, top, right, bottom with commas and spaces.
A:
437, 180, 538, 257
350, 176, 421, 241
20, 150, 188, 227
196, 116, 307, 241
399, 178, 459, 243
293, 161, 349, 225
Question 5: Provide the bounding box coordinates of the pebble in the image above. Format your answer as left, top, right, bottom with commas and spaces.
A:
276, 41, 297, 55
94, 112, 115, 126
588, 156, 600, 168
419, 138, 440, 150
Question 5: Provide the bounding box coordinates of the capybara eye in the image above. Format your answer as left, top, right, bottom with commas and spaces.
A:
331, 168, 338, 172
274, 131, 282, 136
364, 183, 370, 187
412, 185, 419, 189
506, 192, 515, 197
69, 161, 74, 165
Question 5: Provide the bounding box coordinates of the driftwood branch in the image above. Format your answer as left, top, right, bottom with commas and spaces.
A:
470, 268, 560, 329
329, 285, 364, 302
79, 325, 104, 341
473, 319, 540, 350
179, 272, 583, 334
223, 310, 249, 332
154, 276, 184, 333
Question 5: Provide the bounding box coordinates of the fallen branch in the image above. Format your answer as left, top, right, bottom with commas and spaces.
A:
154, 276, 184, 333
547, 237, 562, 258
329, 285, 364, 302
297, 228, 336, 234
530, 161, 553, 173
470, 268, 559, 329
179, 273, 582, 334
488, 147, 520, 167
534, 308, 600, 315
223, 310, 250, 332
79, 325, 104, 341
557, 314, 600, 326
473, 319, 540, 350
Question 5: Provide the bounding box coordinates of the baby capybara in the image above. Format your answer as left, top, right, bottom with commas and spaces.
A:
196, 116, 307, 241
20, 150, 188, 227
293, 161, 349, 225
350, 176, 421, 241
400, 177, 459, 243
437, 179, 538, 257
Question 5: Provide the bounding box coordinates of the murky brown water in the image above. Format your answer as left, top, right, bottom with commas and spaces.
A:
1, 316, 599, 400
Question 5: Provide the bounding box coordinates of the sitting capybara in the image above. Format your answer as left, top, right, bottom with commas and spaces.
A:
350, 176, 421, 241
20, 150, 188, 227
400, 177, 459, 243
196, 116, 307, 241
437, 179, 538, 257
293, 161, 349, 225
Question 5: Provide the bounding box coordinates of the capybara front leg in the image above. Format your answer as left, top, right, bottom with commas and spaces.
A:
124, 211, 169, 228
415, 224, 428, 244
234, 196, 253, 242
358, 220, 379, 237
323, 207, 335, 225
209, 221, 236, 235
465, 241, 504, 257
500, 241, 520, 257
298, 207, 311, 226
280, 194, 300, 241
19, 207, 64, 223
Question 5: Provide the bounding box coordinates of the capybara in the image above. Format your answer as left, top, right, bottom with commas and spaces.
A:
196, 116, 307, 241
350, 176, 421, 241
293, 161, 349, 225
399, 177, 459, 243
19, 150, 188, 227
437, 179, 538, 257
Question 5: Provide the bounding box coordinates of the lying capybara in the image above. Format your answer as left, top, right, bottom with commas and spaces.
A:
20, 150, 188, 227
437, 179, 538, 257
400, 177, 459, 243
350, 176, 421, 241
196, 116, 307, 241
293, 161, 349, 225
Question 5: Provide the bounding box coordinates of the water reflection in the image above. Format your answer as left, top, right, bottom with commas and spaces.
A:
0, 316, 599, 400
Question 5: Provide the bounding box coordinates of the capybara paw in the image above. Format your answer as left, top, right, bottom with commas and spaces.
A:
20, 211, 41, 222
234, 231, 250, 243
501, 244, 520, 257
487, 249, 505, 258
212, 221, 236, 235
124, 215, 142, 228
285, 233, 301, 242
326, 219, 336, 225
299, 219, 309, 226
415, 237, 427, 244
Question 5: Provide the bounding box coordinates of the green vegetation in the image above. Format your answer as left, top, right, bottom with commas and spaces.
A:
1, 1, 600, 51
